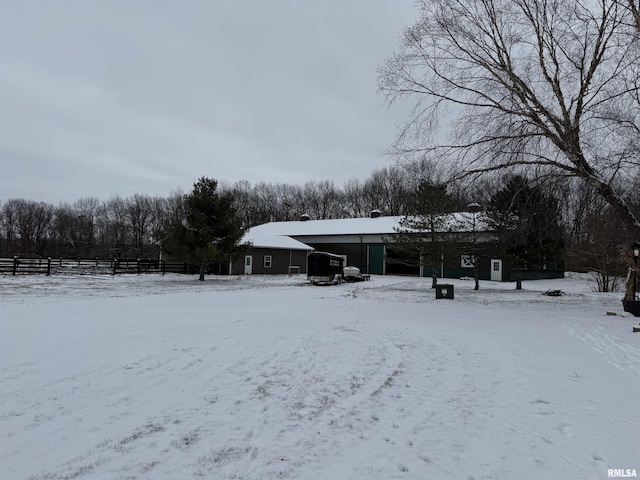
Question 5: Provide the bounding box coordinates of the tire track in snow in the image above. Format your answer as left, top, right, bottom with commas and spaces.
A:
567, 325, 640, 376
10, 342, 230, 480
190, 323, 411, 479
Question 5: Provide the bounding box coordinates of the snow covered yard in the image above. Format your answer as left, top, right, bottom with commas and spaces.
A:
1, 273, 638, 480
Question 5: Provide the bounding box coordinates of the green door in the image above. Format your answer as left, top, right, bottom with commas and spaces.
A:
368, 244, 385, 275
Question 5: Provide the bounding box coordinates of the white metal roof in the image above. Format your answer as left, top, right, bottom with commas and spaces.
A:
241, 233, 314, 251
247, 213, 487, 237
248, 216, 404, 237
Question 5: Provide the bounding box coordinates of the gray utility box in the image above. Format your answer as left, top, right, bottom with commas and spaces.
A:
435, 284, 454, 299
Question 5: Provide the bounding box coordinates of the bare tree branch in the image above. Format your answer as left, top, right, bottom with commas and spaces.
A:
379, 0, 640, 233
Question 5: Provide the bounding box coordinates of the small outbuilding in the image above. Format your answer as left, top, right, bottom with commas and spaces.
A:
231, 233, 313, 275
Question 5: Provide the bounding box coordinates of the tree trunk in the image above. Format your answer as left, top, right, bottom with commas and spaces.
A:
624, 267, 637, 301
473, 255, 479, 290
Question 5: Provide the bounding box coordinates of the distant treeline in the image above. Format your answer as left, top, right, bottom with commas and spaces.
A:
1, 164, 638, 280
0, 165, 460, 260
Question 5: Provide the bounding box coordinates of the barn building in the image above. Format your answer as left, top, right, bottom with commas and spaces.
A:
235, 211, 564, 281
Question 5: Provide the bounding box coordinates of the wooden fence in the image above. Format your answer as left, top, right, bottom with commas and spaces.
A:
0, 257, 204, 276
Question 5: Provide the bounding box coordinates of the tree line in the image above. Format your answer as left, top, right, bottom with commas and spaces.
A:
0, 165, 428, 260
1, 163, 638, 286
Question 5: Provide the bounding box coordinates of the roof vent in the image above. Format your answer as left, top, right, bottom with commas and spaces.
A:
370, 209, 381, 218
300, 213, 311, 222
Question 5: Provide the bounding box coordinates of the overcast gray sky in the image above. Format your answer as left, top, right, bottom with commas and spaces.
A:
0, 0, 417, 204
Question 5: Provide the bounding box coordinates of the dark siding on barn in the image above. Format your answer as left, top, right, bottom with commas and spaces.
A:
507, 268, 564, 281
385, 247, 420, 276
231, 248, 309, 275
302, 242, 388, 275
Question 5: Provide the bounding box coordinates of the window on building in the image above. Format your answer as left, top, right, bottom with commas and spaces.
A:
264, 255, 272, 268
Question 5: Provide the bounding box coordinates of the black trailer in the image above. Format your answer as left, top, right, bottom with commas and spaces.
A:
307, 252, 344, 285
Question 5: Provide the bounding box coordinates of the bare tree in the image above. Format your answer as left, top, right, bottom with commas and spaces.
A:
362, 166, 412, 215
1, 199, 54, 255
277, 183, 307, 221
73, 197, 100, 255
102, 196, 129, 258
379, 0, 640, 233
302, 180, 343, 220
222, 180, 258, 227
342, 178, 367, 217
126, 194, 154, 256
0, 200, 18, 254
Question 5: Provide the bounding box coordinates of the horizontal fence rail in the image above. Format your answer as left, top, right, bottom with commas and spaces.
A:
0, 257, 206, 276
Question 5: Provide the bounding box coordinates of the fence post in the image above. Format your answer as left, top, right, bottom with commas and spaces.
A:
59, 257, 62, 267
13, 256, 18, 276
137, 258, 141, 274
47, 257, 51, 276
161, 260, 165, 275
95, 257, 98, 268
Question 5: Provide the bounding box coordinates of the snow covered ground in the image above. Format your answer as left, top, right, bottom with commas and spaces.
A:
1, 272, 638, 480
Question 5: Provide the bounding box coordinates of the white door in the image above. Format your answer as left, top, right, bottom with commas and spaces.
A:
491, 259, 502, 281
244, 255, 253, 274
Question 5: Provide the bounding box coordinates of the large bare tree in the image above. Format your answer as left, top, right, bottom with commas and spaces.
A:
379, 0, 640, 233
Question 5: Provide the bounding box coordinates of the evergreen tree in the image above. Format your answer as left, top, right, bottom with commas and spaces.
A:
162, 177, 247, 281
487, 176, 565, 288
390, 182, 460, 287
